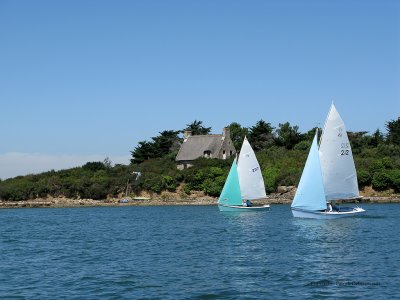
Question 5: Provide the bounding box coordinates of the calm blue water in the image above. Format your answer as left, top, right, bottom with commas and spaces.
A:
0, 204, 399, 299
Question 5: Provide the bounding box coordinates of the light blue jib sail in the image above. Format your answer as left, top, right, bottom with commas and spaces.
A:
218, 159, 242, 206
291, 133, 327, 211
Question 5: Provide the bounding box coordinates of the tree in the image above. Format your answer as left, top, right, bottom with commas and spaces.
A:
369, 129, 385, 147
386, 117, 400, 145
184, 120, 211, 135
275, 122, 302, 150
248, 120, 275, 151
131, 130, 181, 164
228, 122, 248, 150
103, 157, 112, 169
82, 162, 106, 172
131, 141, 156, 164
152, 130, 182, 157
347, 131, 368, 154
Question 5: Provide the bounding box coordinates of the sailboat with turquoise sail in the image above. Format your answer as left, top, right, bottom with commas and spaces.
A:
218, 138, 270, 212
291, 130, 365, 219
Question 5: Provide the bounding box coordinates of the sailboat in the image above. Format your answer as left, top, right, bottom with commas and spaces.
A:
291, 131, 364, 219
319, 103, 363, 202
218, 137, 270, 212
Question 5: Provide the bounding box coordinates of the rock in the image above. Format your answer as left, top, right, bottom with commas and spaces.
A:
277, 186, 295, 194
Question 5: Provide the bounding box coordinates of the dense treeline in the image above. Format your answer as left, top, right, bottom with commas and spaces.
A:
0, 161, 133, 201
1, 118, 399, 201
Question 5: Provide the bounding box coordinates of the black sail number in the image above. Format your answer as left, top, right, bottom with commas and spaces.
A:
341, 149, 350, 155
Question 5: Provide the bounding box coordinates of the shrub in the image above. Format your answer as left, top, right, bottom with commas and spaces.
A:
357, 170, 372, 187
162, 175, 178, 192
183, 184, 191, 195
202, 176, 225, 197
263, 167, 279, 194
390, 169, 400, 193
372, 171, 391, 191
293, 140, 311, 151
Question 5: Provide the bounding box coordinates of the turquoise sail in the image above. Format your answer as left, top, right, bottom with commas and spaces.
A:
218, 159, 242, 206
291, 133, 327, 211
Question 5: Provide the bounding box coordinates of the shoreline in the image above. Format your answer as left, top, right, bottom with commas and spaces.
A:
1, 196, 400, 209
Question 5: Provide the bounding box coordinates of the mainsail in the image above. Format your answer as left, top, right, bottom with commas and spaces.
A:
291, 132, 327, 211
319, 104, 360, 200
237, 137, 267, 200
218, 159, 242, 206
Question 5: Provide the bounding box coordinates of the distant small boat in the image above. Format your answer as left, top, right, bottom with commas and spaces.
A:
291, 131, 365, 219
218, 137, 270, 212
133, 197, 151, 200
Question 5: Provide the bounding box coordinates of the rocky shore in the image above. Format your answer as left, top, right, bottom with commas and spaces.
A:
1, 186, 399, 209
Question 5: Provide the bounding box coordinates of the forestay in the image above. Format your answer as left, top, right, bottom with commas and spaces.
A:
319, 104, 360, 200
291, 133, 327, 211
218, 159, 242, 206
237, 137, 267, 200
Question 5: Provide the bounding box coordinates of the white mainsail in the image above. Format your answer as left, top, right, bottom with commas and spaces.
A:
237, 137, 267, 200
319, 103, 360, 200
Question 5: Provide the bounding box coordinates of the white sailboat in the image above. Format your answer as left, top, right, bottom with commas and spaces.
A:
291, 104, 365, 219
291, 130, 365, 219
218, 137, 270, 212
319, 103, 365, 217
319, 103, 361, 201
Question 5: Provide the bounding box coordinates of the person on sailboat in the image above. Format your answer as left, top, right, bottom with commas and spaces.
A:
242, 199, 252, 207
327, 203, 333, 212
332, 202, 340, 212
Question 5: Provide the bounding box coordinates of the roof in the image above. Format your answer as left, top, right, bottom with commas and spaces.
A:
175, 134, 224, 161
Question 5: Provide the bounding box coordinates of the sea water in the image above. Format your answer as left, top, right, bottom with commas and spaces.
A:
0, 204, 398, 299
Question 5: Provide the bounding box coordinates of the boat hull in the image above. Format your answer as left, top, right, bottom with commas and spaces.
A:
291, 207, 365, 219
218, 204, 271, 212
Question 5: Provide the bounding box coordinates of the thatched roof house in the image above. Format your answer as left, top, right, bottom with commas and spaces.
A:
175, 127, 236, 170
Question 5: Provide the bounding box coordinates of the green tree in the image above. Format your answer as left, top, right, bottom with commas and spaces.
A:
357, 170, 372, 187
386, 117, 400, 145
152, 130, 182, 157
390, 169, 400, 192
184, 120, 211, 135
83, 162, 106, 172
347, 131, 369, 154
372, 171, 391, 190
275, 122, 302, 150
131, 141, 156, 164
248, 120, 275, 151
228, 122, 248, 150
369, 129, 385, 147
130, 130, 181, 164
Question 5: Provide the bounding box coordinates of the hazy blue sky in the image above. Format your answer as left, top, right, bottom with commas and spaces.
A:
1, 0, 399, 178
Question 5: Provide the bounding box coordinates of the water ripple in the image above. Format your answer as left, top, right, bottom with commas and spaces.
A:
0, 204, 398, 299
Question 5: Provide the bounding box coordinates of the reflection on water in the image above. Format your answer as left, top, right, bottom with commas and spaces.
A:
291, 217, 367, 280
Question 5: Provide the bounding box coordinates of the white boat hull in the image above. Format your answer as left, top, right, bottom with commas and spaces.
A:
218, 204, 271, 212
291, 207, 365, 219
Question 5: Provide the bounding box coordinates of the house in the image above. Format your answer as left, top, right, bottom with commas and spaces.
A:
176, 127, 236, 170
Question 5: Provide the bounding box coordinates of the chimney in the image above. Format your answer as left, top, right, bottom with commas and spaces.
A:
222, 127, 230, 139
184, 130, 192, 141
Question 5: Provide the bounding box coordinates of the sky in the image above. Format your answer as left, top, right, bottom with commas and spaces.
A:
0, 0, 399, 179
